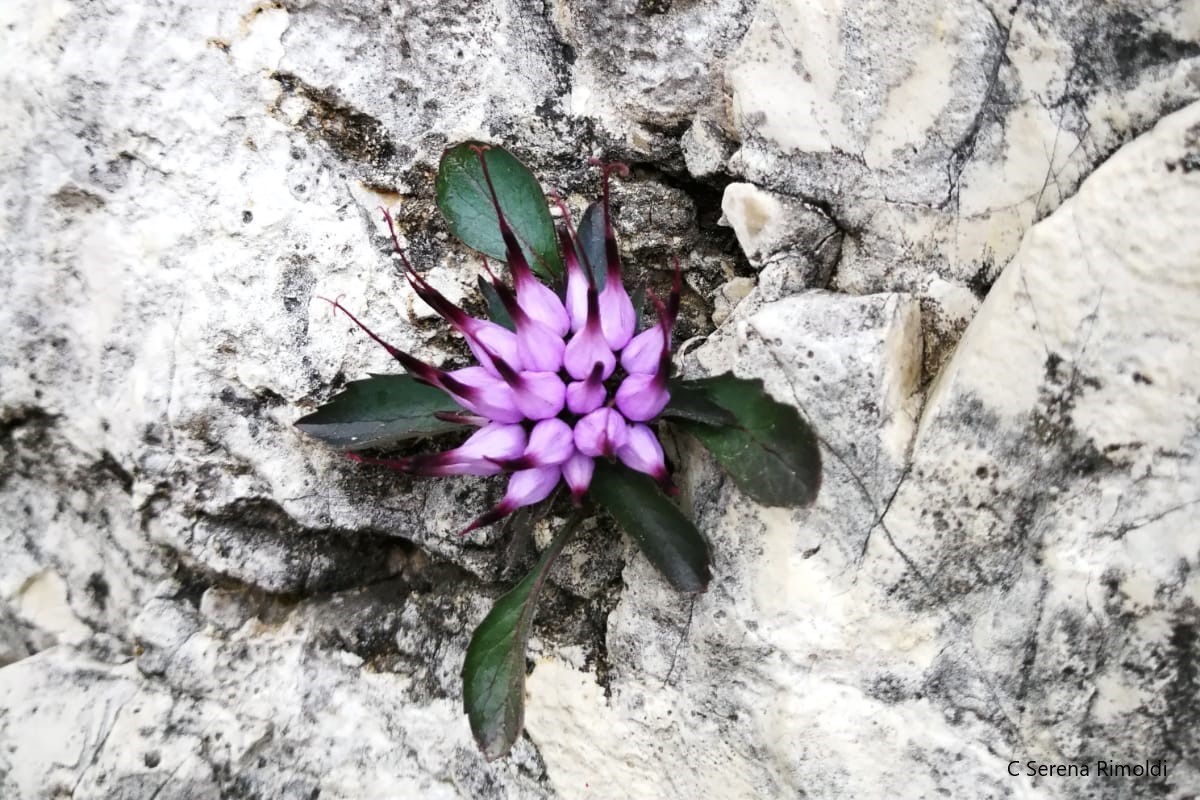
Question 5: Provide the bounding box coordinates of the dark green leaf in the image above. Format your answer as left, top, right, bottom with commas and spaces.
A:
671, 374, 822, 508
436, 143, 562, 280
500, 489, 559, 582
590, 461, 711, 593
630, 279, 647, 333
294, 374, 461, 450
463, 510, 585, 761
575, 201, 607, 289
477, 276, 515, 331
661, 378, 738, 427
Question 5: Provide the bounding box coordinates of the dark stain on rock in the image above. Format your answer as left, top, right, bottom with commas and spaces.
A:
50, 184, 106, 212
94, 450, 134, 494
185, 496, 420, 597
1074, 8, 1200, 91
0, 408, 59, 492
271, 71, 397, 170
85, 572, 110, 611
637, 0, 672, 15
1164, 608, 1200, 763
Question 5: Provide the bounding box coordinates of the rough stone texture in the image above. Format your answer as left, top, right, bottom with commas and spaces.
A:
2, 0, 1199, 798
527, 101, 1200, 800
724, 0, 1200, 299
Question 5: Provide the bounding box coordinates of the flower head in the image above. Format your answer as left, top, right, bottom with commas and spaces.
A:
332, 151, 681, 532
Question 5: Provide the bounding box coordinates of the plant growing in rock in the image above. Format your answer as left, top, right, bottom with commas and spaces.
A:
296, 144, 822, 759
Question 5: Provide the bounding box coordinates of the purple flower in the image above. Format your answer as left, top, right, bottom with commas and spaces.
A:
331, 150, 682, 532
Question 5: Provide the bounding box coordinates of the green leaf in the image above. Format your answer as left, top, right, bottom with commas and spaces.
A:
590, 461, 711, 593
294, 374, 461, 450
575, 201, 607, 289
671, 374, 822, 508
477, 276, 515, 331
437, 143, 562, 280
629, 279, 647, 333
661, 377, 738, 427
463, 510, 585, 760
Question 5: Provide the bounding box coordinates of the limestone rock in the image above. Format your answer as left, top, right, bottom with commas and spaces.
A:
550, 0, 755, 138
611, 180, 699, 259
720, 182, 843, 286
525, 101, 1200, 800
681, 118, 737, 178
725, 0, 1200, 296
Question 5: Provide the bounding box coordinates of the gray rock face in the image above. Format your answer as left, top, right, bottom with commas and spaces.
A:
528, 101, 1200, 800
724, 0, 1200, 297
2, 0, 1198, 798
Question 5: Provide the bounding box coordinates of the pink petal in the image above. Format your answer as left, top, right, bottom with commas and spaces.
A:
562, 451, 595, 504
460, 465, 562, 535
510, 371, 567, 420
620, 325, 663, 374
598, 281, 636, 351
561, 229, 591, 333
455, 423, 528, 462
616, 423, 669, 484
573, 408, 630, 458
348, 452, 502, 477
515, 276, 570, 338
443, 367, 524, 423
614, 373, 670, 422
463, 318, 523, 375
516, 317, 567, 372
563, 326, 615, 381
566, 363, 607, 415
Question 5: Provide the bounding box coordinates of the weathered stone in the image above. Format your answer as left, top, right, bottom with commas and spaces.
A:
525, 102, 1200, 799
681, 118, 736, 178
720, 182, 842, 286
725, 0, 1200, 298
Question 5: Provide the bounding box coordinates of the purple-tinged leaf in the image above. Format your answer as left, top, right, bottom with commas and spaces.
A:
463, 510, 587, 760
670, 374, 822, 508
477, 276, 516, 331
294, 374, 461, 451
590, 461, 711, 593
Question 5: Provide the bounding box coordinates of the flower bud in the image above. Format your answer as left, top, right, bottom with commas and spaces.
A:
473, 147, 569, 336
614, 372, 670, 422
563, 289, 616, 380
566, 362, 606, 415
460, 465, 562, 535
595, 159, 635, 350
490, 418, 575, 470
599, 281, 636, 351
616, 423, 669, 484
510, 371, 567, 421
442, 366, 525, 423
560, 226, 591, 333
619, 325, 663, 374
574, 408, 630, 458
455, 422, 528, 463
515, 273, 570, 337
515, 317, 566, 373
347, 422, 525, 477
562, 452, 595, 504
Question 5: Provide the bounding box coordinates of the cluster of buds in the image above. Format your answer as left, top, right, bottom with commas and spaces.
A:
329, 149, 680, 533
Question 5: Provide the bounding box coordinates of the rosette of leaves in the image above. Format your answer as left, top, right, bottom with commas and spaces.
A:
295, 143, 822, 760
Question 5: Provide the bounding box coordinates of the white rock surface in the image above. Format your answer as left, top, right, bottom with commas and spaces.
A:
725, 0, 1200, 297
2, 0, 1199, 798
526, 101, 1200, 800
